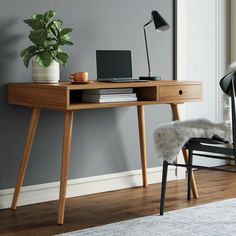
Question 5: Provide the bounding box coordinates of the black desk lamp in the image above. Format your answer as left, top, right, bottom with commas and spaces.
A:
140, 10, 170, 81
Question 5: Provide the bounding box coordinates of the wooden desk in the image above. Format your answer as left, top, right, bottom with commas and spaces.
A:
8, 80, 202, 224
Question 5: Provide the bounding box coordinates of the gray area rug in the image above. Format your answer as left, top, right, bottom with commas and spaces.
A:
57, 198, 236, 236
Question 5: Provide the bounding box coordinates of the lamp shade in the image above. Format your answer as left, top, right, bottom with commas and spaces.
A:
152, 10, 170, 31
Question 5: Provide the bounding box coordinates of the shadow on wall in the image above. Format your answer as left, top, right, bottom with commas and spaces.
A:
0, 17, 27, 188
0, 18, 24, 79
0, 17, 24, 104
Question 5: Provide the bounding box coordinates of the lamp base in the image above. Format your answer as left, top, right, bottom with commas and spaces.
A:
139, 76, 161, 81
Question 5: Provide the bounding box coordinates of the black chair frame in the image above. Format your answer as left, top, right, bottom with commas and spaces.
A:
160, 72, 236, 215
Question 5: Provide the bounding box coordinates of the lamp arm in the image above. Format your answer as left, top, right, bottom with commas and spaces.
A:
144, 19, 152, 27
143, 25, 152, 76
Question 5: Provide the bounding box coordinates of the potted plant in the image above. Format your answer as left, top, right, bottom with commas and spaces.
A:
21, 10, 73, 83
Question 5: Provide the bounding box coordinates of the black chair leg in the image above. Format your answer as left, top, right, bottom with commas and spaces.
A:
187, 149, 193, 200
160, 160, 168, 215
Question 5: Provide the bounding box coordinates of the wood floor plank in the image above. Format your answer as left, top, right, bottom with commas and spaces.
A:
1, 167, 236, 236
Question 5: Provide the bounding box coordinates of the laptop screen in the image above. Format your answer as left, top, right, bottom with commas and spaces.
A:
96, 50, 132, 80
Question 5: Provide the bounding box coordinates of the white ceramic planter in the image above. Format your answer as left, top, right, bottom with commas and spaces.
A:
32, 58, 60, 83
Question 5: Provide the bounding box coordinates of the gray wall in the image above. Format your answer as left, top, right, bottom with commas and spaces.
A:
0, 0, 173, 189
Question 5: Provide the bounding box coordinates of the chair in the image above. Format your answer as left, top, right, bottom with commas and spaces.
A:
160, 71, 236, 215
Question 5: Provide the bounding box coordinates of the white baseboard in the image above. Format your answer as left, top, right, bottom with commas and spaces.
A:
0, 166, 184, 209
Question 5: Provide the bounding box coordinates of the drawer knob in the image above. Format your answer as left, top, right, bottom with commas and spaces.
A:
179, 90, 183, 95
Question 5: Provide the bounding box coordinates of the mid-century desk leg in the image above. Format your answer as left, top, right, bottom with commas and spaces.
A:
11, 108, 41, 209
171, 104, 199, 198
58, 111, 74, 225
137, 105, 148, 188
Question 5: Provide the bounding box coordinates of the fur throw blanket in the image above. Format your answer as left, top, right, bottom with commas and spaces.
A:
153, 119, 231, 162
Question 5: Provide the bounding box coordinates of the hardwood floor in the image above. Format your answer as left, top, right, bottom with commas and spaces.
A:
1, 167, 236, 236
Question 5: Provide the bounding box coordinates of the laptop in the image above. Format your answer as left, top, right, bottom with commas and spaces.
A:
96, 50, 147, 82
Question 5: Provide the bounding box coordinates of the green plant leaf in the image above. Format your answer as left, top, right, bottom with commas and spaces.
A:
52, 43, 59, 50
44, 41, 58, 50
60, 28, 73, 36
29, 29, 47, 45
55, 52, 68, 65
50, 50, 57, 60
21, 48, 29, 58
61, 40, 73, 46
53, 19, 63, 31
23, 19, 44, 30
44, 10, 56, 23
31, 14, 44, 21
43, 39, 52, 49
20, 45, 38, 57
48, 20, 63, 38
60, 34, 71, 41
36, 51, 52, 67
48, 24, 58, 38
23, 52, 36, 67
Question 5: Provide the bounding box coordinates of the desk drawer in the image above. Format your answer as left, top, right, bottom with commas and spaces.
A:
159, 85, 202, 101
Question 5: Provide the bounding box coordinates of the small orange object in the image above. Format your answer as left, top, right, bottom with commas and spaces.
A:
70, 72, 88, 83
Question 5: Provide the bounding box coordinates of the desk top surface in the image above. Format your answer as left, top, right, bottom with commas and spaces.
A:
8, 80, 202, 90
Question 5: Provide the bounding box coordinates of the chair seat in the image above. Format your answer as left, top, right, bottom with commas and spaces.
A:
184, 137, 234, 156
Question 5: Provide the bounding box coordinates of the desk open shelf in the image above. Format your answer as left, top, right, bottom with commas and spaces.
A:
69, 86, 157, 105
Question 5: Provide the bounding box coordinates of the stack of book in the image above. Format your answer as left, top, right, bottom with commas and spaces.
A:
81, 88, 137, 103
